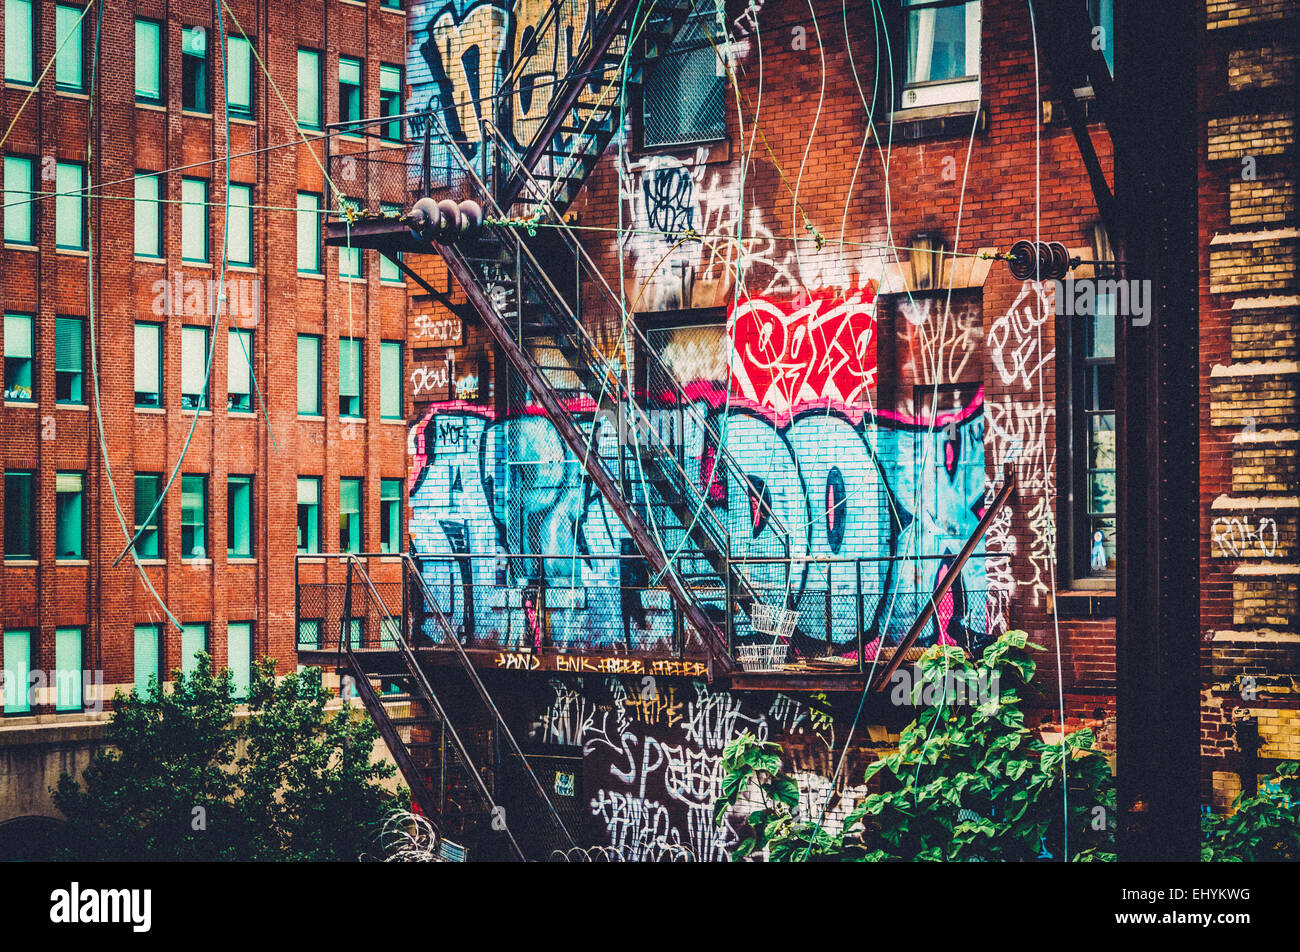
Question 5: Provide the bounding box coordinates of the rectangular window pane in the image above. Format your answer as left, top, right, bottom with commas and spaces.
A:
134, 322, 162, 407
339, 338, 362, 416
134, 472, 161, 558
642, 15, 726, 148
339, 478, 361, 552
379, 64, 402, 141
380, 341, 402, 419
134, 173, 163, 257
297, 619, 321, 650
5, 0, 35, 85
4, 312, 35, 401
297, 48, 321, 128
227, 475, 252, 558
379, 203, 402, 281
338, 198, 362, 278
902, 0, 981, 107
297, 334, 320, 414
181, 474, 207, 558
297, 477, 320, 553
3, 156, 34, 244
56, 162, 86, 250
228, 622, 252, 699
227, 328, 252, 411
228, 183, 253, 266
339, 55, 362, 124
227, 35, 253, 116
4, 470, 34, 557
181, 623, 207, 676
56, 472, 83, 558
55, 4, 85, 92
135, 19, 162, 102
3, 629, 32, 713
55, 627, 82, 711
55, 317, 84, 404
380, 478, 401, 554
296, 192, 321, 272
133, 624, 161, 692
181, 178, 208, 262
181, 326, 209, 410
182, 25, 208, 112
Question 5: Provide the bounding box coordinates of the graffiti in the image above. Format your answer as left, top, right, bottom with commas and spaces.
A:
412, 313, 463, 346
411, 363, 451, 399
1211, 516, 1280, 559
643, 165, 696, 239
728, 288, 879, 422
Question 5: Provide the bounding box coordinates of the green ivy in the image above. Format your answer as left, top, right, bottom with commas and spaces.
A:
1201, 762, 1300, 861
714, 630, 1117, 861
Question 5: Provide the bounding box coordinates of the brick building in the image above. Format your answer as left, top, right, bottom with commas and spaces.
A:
0, 0, 413, 830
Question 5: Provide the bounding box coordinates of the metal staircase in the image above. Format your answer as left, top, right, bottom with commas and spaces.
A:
335, 555, 577, 861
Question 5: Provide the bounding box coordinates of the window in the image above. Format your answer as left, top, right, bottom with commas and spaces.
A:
182, 25, 208, 111
181, 474, 207, 558
56, 472, 83, 559
641, 11, 726, 149
134, 173, 163, 258
228, 183, 253, 266
338, 198, 363, 278
135, 18, 163, 103
340, 478, 362, 552
296, 192, 321, 273
227, 327, 252, 411
227, 35, 253, 117
55, 316, 84, 404
55, 4, 85, 92
3, 156, 34, 244
4, 0, 35, 85
379, 203, 403, 281
134, 321, 162, 407
339, 337, 362, 417
339, 55, 362, 125
133, 624, 161, 691
54, 627, 82, 711
380, 341, 402, 419
228, 622, 252, 699
297, 334, 321, 415
133, 472, 161, 558
181, 325, 209, 410
1088, 0, 1114, 77
4, 313, 34, 401
380, 0, 403, 9
297, 618, 321, 650
55, 162, 86, 250
297, 48, 322, 129
3, 629, 32, 713
181, 178, 208, 262
900, 0, 981, 109
379, 64, 403, 141
4, 470, 34, 558
380, 478, 401, 554
181, 623, 207, 676
345, 617, 363, 650
227, 475, 252, 558
297, 477, 320, 554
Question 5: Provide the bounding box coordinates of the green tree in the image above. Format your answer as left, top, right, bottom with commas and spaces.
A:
715, 630, 1117, 861
53, 654, 398, 861
1201, 762, 1300, 861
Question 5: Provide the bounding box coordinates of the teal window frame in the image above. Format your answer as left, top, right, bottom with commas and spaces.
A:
134, 320, 162, 407
55, 161, 87, 250
227, 182, 253, 266
56, 472, 84, 559
181, 177, 209, 263
378, 64, 403, 141
227, 474, 252, 558
134, 172, 164, 258
54, 627, 82, 711
133, 624, 161, 692
227, 327, 253, 411
338, 198, 363, 279
297, 48, 322, 130
3, 629, 33, 714
339, 55, 362, 126
297, 477, 320, 554
339, 477, 362, 552
134, 18, 163, 103
4, 470, 35, 558
297, 618, 321, 650
133, 472, 162, 559
181, 474, 207, 558
181, 623, 207, 676
5, 0, 36, 86
339, 337, 362, 417
182, 25, 208, 112
226, 34, 254, 117
181, 324, 209, 410
3, 156, 35, 245
380, 341, 402, 419
55, 316, 84, 405
228, 622, 252, 700
55, 4, 85, 93
297, 334, 321, 415
380, 478, 401, 554
4, 312, 35, 402
296, 191, 321, 273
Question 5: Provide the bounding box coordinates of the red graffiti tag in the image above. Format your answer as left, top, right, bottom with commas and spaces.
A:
727, 287, 878, 422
